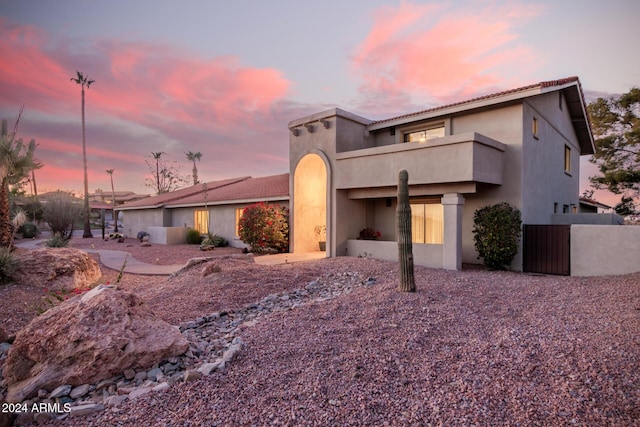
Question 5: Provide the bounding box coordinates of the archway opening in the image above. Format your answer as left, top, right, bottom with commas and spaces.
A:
293, 153, 327, 253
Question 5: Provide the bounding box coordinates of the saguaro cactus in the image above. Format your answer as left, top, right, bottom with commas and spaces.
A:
397, 169, 415, 292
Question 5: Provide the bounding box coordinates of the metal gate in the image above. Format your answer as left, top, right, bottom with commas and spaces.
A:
523, 225, 570, 275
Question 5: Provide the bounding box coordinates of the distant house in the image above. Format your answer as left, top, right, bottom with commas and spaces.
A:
288, 77, 596, 271
118, 174, 289, 247
89, 189, 151, 206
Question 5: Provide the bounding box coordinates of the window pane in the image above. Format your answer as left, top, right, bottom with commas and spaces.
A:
403, 125, 445, 143
411, 204, 425, 243
410, 203, 443, 244
194, 210, 209, 234
424, 204, 443, 244
235, 208, 243, 236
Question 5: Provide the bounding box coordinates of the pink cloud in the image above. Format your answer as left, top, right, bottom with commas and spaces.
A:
351, 1, 544, 111
0, 19, 294, 193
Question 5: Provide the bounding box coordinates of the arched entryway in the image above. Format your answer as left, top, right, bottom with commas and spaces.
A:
293, 153, 327, 253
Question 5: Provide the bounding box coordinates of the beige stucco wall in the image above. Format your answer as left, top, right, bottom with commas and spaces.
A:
345, 239, 443, 268
522, 93, 581, 224
571, 225, 640, 276
121, 209, 166, 239
171, 201, 289, 249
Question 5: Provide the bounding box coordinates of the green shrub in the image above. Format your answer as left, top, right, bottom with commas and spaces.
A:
238, 202, 289, 253
0, 248, 18, 284
472, 202, 522, 270
202, 232, 228, 247
45, 233, 70, 248
186, 228, 202, 245
18, 222, 38, 238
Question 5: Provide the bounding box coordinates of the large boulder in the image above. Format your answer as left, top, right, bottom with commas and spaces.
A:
13, 247, 101, 291
3, 285, 189, 402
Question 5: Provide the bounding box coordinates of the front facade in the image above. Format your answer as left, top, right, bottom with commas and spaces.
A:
288, 77, 594, 270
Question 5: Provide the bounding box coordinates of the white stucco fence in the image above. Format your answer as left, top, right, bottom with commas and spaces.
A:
571, 225, 640, 276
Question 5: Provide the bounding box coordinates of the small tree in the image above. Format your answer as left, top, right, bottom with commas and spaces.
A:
238, 202, 289, 253
43, 192, 83, 240
144, 152, 189, 194
472, 202, 522, 270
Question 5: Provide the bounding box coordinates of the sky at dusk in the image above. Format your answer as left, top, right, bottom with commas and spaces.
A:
1, 0, 639, 207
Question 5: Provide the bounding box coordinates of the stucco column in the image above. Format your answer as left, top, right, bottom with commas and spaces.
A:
441, 193, 465, 270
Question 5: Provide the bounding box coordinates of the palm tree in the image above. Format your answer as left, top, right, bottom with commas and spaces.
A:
0, 118, 42, 248
106, 169, 118, 232
70, 71, 95, 238
185, 151, 202, 185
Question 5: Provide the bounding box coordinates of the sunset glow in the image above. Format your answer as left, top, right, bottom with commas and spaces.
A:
1, 1, 637, 207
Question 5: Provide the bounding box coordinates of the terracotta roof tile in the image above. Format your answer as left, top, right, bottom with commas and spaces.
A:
168, 173, 289, 206
120, 176, 251, 208
371, 77, 581, 126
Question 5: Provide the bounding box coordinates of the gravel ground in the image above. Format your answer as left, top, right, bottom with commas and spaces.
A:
26, 256, 638, 427
3, 238, 639, 426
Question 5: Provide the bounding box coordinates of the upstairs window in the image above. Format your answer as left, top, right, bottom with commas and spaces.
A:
403, 125, 445, 143
564, 145, 571, 174
532, 117, 539, 139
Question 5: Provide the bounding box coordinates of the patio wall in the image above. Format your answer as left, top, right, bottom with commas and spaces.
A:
346, 239, 443, 268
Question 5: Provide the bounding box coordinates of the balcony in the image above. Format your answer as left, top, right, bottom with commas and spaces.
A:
334, 132, 505, 196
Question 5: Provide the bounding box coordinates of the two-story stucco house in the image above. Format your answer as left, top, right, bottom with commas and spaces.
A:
288, 77, 594, 271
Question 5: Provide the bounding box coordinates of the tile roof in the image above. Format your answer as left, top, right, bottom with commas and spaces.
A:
118, 174, 289, 210
119, 176, 251, 209
371, 77, 581, 125
168, 173, 289, 207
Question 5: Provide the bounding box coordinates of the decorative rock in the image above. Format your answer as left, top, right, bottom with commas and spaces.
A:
183, 370, 202, 382
146, 367, 162, 381
123, 369, 136, 380
33, 411, 52, 424
152, 382, 170, 392
13, 248, 101, 292
49, 384, 72, 399
133, 371, 147, 382
103, 395, 128, 407
69, 403, 104, 417
69, 384, 90, 399
197, 361, 224, 375
128, 387, 151, 400
3, 285, 189, 402
0, 343, 11, 353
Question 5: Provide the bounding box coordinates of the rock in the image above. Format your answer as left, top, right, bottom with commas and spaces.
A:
32, 411, 52, 424
3, 285, 189, 402
123, 369, 136, 380
0, 343, 11, 353
152, 382, 170, 392
183, 370, 202, 382
197, 361, 224, 375
133, 371, 147, 382
141, 235, 150, 243
128, 387, 151, 400
0, 326, 7, 343
103, 395, 128, 407
201, 263, 221, 277
13, 248, 101, 292
69, 403, 104, 417
140, 242, 152, 247
221, 342, 242, 364
49, 384, 72, 399
147, 367, 162, 381
69, 384, 90, 399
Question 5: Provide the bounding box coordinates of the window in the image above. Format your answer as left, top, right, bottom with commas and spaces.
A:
564, 145, 571, 173
235, 208, 244, 237
403, 125, 445, 143
532, 117, 539, 139
194, 209, 209, 234
410, 203, 443, 244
